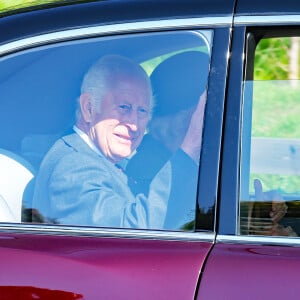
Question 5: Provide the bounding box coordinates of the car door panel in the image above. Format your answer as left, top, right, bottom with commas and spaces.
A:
0, 232, 213, 299
197, 242, 300, 299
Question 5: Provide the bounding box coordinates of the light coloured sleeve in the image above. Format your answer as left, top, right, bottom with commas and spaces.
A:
46, 151, 171, 229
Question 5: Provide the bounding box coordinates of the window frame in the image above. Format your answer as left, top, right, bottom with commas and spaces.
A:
0, 17, 230, 241
218, 17, 300, 246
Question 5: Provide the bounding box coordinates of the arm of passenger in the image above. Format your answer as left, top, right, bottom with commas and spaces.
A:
48, 152, 168, 229
164, 150, 199, 229
148, 93, 206, 230
180, 91, 206, 163
147, 148, 199, 230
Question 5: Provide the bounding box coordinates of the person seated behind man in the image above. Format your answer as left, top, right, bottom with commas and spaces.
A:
126, 51, 209, 228
32, 54, 201, 230
126, 51, 209, 196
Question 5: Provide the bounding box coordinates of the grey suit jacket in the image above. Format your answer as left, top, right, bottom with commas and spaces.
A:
32, 133, 171, 229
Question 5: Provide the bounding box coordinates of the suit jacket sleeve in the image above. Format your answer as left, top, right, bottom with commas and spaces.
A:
162, 149, 199, 229
44, 150, 170, 229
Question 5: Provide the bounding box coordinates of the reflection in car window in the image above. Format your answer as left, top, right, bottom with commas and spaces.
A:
240, 36, 300, 237
0, 30, 212, 231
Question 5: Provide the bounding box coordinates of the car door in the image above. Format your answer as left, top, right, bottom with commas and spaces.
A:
0, 1, 235, 299
197, 0, 300, 299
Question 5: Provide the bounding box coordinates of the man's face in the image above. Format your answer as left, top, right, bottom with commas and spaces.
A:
87, 77, 151, 163
150, 107, 194, 152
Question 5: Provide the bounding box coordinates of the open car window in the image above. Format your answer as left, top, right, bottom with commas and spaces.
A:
0, 30, 212, 231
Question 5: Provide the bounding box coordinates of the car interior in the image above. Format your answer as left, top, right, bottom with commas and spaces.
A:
0, 30, 211, 224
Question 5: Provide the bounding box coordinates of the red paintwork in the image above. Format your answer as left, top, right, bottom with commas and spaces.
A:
0, 233, 212, 299
0, 286, 83, 300
197, 243, 300, 299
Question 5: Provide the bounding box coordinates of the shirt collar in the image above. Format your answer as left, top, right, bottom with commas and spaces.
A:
73, 125, 103, 157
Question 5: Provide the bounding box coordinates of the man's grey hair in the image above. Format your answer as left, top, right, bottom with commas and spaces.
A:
76, 54, 153, 121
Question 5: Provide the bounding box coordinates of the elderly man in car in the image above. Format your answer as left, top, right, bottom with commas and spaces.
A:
32, 54, 202, 229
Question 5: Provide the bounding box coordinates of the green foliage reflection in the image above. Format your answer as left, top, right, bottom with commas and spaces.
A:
250, 37, 300, 197
0, 0, 71, 12
254, 38, 291, 80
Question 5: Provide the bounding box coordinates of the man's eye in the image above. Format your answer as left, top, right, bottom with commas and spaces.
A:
138, 107, 149, 118
118, 104, 131, 112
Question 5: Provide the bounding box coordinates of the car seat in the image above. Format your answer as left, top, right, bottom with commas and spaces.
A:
0, 148, 35, 222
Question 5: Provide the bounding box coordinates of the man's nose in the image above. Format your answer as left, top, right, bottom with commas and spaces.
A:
124, 110, 139, 131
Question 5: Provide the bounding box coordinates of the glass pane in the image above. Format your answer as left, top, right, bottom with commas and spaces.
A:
240, 36, 300, 237
0, 30, 212, 231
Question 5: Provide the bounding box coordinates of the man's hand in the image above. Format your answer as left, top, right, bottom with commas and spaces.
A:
254, 178, 287, 223
252, 179, 297, 237
181, 91, 207, 163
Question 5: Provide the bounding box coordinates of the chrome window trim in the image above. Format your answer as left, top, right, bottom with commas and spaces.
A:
0, 224, 215, 242
0, 17, 231, 56
234, 15, 300, 26
217, 234, 300, 247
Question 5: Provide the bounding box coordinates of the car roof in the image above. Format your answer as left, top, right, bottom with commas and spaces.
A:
0, 0, 236, 43
1, 0, 299, 46
0, 0, 300, 43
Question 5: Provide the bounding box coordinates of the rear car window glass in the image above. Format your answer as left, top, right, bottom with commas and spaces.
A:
0, 30, 212, 231
240, 36, 300, 237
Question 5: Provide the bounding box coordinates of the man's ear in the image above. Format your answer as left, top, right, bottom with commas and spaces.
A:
80, 93, 93, 122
